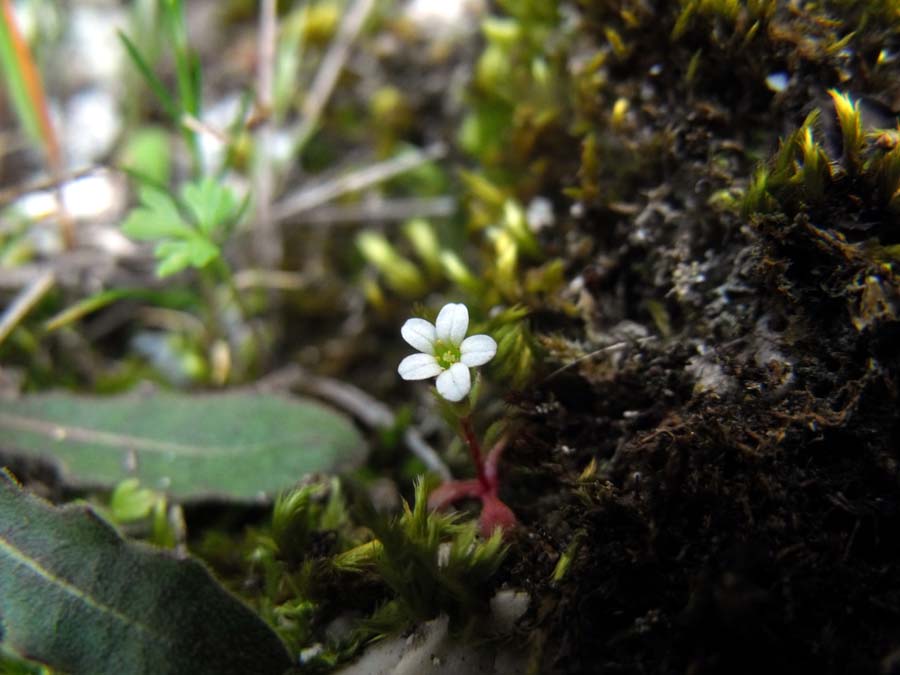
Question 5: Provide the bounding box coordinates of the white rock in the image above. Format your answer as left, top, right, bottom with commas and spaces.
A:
62, 172, 124, 221
63, 5, 128, 86
15, 171, 125, 224
489, 589, 530, 633
403, 0, 483, 39
335, 614, 528, 675
64, 88, 120, 167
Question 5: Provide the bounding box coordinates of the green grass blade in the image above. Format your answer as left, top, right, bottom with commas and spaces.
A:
43, 290, 135, 333
0, 0, 59, 167
161, 0, 199, 116
159, 0, 203, 173
117, 29, 180, 122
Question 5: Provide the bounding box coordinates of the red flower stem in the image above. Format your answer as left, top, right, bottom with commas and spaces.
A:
459, 415, 490, 492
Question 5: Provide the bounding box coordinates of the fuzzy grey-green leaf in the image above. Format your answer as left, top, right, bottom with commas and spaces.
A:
0, 392, 367, 501
0, 471, 292, 675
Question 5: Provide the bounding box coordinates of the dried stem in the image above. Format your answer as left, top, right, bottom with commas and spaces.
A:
252, 0, 282, 270
291, 0, 377, 155
0, 270, 55, 346
271, 144, 446, 222
256, 364, 452, 480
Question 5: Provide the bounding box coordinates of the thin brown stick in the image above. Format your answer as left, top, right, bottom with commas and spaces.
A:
0, 165, 99, 208
272, 144, 446, 222
287, 195, 456, 226
291, 0, 377, 153
0, 270, 55, 346
543, 336, 658, 381
256, 0, 276, 116
256, 364, 452, 480
251, 0, 281, 269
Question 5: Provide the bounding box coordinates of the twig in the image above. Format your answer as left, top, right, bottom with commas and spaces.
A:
251, 0, 282, 269
543, 336, 658, 381
0, 270, 55, 346
291, 0, 377, 154
180, 113, 230, 144
0, 165, 100, 207
233, 269, 307, 291
272, 144, 446, 222
257, 364, 452, 480
402, 428, 451, 481
0, 247, 144, 291
54, 187, 76, 249
288, 195, 456, 226
0, 265, 52, 290
256, 0, 276, 115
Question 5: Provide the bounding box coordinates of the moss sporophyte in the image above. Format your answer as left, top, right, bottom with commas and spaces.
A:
398, 303, 517, 537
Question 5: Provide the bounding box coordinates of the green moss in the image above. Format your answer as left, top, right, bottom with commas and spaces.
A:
743, 91, 900, 224
350, 479, 508, 634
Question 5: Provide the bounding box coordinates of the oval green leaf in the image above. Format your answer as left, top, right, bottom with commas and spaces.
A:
0, 471, 292, 674
0, 392, 366, 501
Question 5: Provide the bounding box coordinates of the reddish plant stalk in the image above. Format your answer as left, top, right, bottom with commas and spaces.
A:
459, 415, 490, 492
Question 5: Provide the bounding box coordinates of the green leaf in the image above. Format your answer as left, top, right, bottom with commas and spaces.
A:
119, 126, 172, 186
153, 245, 192, 277
121, 187, 192, 241
0, 392, 368, 502
181, 178, 238, 237
0, 471, 292, 674
121, 186, 224, 277
109, 479, 158, 522
154, 238, 219, 277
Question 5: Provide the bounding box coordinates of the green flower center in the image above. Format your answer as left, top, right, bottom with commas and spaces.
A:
433, 339, 461, 369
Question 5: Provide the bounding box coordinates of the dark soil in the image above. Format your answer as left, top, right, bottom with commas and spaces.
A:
488, 3, 900, 673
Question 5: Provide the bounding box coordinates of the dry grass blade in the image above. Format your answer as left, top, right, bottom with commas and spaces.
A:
0, 270, 55, 347
252, 0, 281, 269
257, 364, 451, 480
293, 196, 456, 226
291, 0, 377, 154
271, 144, 446, 222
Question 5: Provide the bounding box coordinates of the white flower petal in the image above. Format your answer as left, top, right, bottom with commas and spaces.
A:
435, 362, 471, 401
460, 334, 497, 367
435, 303, 469, 345
398, 353, 442, 380
401, 318, 436, 354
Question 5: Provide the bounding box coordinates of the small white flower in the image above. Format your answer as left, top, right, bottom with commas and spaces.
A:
398, 303, 497, 402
